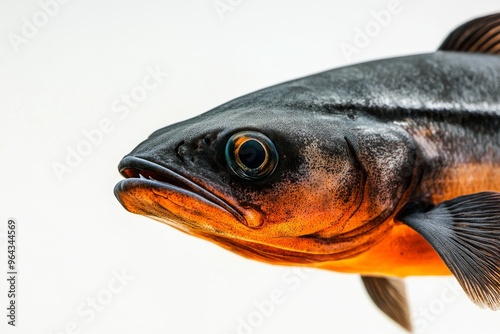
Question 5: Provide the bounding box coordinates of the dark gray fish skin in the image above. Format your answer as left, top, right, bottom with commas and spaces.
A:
127, 52, 500, 212
211, 52, 500, 118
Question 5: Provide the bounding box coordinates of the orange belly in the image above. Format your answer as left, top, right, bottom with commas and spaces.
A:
315, 223, 450, 277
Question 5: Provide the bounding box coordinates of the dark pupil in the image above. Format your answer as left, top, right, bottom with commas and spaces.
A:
238, 139, 266, 169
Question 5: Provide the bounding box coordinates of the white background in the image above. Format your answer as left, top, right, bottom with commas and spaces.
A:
1, 0, 499, 333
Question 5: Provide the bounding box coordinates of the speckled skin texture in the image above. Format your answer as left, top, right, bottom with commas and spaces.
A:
115, 52, 500, 277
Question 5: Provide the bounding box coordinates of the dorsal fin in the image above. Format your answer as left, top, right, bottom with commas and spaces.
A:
439, 13, 500, 54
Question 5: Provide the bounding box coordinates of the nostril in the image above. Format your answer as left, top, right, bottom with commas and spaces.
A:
175, 134, 217, 164
175, 140, 185, 162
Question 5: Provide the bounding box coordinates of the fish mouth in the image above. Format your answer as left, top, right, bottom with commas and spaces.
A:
114, 156, 246, 228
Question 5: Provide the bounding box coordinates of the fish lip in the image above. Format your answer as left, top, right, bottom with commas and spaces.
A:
114, 156, 247, 225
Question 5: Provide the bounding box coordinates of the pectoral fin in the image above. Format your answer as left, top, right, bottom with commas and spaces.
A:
398, 192, 500, 310
361, 276, 412, 332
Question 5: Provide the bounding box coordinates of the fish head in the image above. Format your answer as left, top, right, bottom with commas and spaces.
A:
114, 102, 415, 264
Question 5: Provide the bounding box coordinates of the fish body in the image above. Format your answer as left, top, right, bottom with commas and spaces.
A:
115, 14, 500, 331
299, 52, 500, 277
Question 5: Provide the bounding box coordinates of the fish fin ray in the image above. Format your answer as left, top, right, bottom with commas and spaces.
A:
439, 13, 500, 54
361, 275, 412, 332
398, 191, 500, 310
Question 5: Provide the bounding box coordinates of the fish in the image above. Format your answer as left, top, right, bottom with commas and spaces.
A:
114, 14, 500, 331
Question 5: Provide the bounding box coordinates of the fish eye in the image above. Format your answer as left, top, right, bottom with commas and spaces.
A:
225, 131, 278, 180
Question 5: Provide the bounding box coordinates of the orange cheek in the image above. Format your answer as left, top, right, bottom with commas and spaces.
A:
246, 152, 361, 238
252, 183, 356, 238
